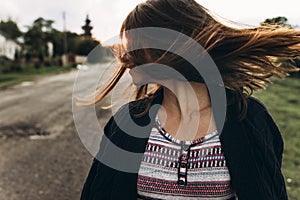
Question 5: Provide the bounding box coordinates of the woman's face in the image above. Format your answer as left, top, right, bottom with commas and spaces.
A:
128, 63, 188, 86
128, 67, 153, 86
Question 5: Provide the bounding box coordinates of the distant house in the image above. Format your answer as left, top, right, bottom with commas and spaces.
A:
0, 31, 21, 60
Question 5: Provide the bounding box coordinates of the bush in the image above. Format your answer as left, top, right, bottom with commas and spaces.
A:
9, 62, 23, 72
34, 62, 41, 69
44, 60, 52, 67
0, 57, 23, 73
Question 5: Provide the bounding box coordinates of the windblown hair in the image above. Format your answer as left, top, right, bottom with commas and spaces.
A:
77, 0, 300, 119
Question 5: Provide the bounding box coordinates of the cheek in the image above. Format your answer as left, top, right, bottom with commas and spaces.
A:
129, 70, 146, 86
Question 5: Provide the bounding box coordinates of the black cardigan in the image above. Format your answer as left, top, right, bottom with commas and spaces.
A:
80, 88, 288, 200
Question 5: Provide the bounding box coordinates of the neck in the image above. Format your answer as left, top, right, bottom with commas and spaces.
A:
156, 80, 215, 140
160, 80, 211, 117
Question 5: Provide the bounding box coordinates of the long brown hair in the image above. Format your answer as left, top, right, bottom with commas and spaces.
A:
77, 0, 300, 119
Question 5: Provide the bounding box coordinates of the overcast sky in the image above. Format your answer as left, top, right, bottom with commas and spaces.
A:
0, 0, 299, 42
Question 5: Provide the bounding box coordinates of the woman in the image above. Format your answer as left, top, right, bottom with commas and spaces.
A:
79, 0, 300, 199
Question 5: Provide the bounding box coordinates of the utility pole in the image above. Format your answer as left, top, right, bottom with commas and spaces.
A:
63, 11, 68, 55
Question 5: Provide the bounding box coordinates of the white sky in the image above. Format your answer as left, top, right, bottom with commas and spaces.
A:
0, 0, 299, 42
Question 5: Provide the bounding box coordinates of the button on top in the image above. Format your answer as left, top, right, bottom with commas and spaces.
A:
180, 163, 186, 168
178, 180, 185, 185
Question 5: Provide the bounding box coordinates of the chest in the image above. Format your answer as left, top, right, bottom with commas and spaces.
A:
136, 123, 237, 199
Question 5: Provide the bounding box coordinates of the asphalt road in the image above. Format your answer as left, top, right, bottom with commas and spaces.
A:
0, 60, 130, 200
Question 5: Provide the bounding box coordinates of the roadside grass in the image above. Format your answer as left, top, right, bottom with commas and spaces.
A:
253, 77, 300, 199
0, 65, 75, 89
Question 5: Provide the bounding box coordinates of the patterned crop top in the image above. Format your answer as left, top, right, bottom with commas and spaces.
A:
137, 115, 238, 200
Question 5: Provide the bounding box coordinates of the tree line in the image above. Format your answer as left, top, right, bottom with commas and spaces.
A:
0, 17, 110, 67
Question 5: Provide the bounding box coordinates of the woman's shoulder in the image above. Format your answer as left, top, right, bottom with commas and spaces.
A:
114, 88, 163, 120
241, 96, 273, 126
247, 96, 268, 113
111, 97, 152, 120
244, 96, 280, 137
104, 96, 157, 135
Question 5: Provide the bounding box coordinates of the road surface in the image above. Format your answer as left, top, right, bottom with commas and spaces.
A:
0, 60, 131, 200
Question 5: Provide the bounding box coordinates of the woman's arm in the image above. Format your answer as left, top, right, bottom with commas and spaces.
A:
80, 115, 116, 200
247, 97, 284, 167
254, 107, 287, 200
264, 110, 284, 168
245, 97, 287, 200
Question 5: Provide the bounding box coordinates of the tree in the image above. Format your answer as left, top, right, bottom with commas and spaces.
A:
261, 17, 300, 78
24, 18, 55, 61
0, 19, 22, 40
76, 37, 100, 56
82, 15, 93, 37
45, 29, 100, 57
23, 16, 104, 64
47, 29, 64, 56
261, 16, 292, 28
76, 15, 100, 56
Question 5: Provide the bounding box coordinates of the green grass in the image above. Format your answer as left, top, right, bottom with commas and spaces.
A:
0, 65, 76, 89
253, 78, 300, 199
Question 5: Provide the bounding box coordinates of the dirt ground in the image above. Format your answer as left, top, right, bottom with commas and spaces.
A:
0, 61, 123, 200
0, 122, 92, 200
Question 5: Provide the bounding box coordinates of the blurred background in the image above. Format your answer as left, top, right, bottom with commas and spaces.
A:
0, 0, 299, 199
